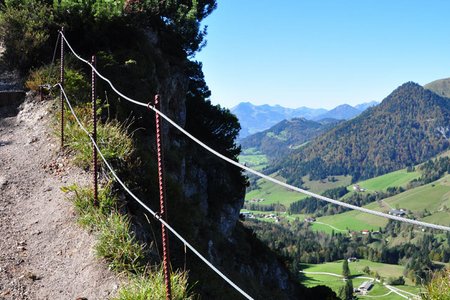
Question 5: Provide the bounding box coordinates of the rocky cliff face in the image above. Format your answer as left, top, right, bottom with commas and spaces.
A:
139, 30, 308, 299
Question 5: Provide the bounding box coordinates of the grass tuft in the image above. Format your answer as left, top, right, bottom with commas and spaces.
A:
113, 268, 194, 300
62, 102, 133, 169
62, 184, 145, 273
96, 212, 145, 273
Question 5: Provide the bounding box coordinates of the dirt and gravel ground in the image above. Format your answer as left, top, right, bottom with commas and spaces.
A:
0, 93, 121, 299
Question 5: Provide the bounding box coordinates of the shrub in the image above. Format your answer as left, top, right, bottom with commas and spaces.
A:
422, 268, 450, 300
0, 0, 55, 71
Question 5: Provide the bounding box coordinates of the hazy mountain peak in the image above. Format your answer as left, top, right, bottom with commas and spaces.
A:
424, 77, 450, 98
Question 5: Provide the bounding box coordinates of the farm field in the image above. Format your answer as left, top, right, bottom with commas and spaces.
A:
301, 260, 421, 299
238, 148, 268, 171
353, 168, 421, 192
245, 174, 351, 207
313, 206, 387, 234
302, 175, 352, 192
245, 173, 307, 206
313, 174, 450, 234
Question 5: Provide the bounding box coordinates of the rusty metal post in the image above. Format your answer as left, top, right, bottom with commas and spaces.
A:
39, 85, 43, 102
60, 27, 65, 149
154, 94, 172, 300
91, 55, 99, 207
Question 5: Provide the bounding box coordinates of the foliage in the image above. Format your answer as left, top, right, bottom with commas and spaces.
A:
184, 60, 246, 212
288, 186, 348, 215
123, 0, 217, 55
422, 268, 450, 300
54, 0, 125, 20
338, 279, 353, 300
245, 218, 450, 284
25, 64, 59, 91
113, 268, 193, 300
0, 0, 55, 71
410, 156, 450, 188
342, 260, 350, 279
387, 276, 405, 285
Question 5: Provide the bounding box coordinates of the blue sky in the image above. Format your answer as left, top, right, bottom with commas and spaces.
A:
195, 1, 450, 109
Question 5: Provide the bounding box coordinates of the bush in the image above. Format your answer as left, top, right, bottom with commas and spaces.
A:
0, 0, 55, 71
422, 268, 450, 300
25, 64, 59, 92
387, 276, 405, 286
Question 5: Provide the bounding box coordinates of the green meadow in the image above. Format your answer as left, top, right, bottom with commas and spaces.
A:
238, 148, 269, 171
301, 260, 420, 298
245, 174, 352, 208
354, 168, 420, 192
314, 174, 450, 234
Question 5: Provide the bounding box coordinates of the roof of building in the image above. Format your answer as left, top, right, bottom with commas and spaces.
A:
358, 281, 373, 291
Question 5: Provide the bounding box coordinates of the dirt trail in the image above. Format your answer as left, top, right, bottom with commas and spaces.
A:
0, 94, 120, 299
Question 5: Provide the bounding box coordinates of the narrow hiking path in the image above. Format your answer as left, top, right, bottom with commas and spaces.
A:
0, 93, 120, 299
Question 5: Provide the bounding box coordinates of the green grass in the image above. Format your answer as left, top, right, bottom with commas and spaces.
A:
382, 176, 450, 216
314, 175, 450, 234
239, 148, 269, 171
301, 260, 421, 299
354, 168, 420, 192
61, 103, 133, 169
314, 208, 387, 234
246, 174, 351, 208
113, 268, 193, 300
96, 213, 145, 273
303, 175, 352, 192
63, 184, 145, 273
246, 173, 307, 206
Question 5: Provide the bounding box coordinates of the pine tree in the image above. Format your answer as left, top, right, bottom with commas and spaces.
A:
338, 279, 354, 300
342, 259, 351, 279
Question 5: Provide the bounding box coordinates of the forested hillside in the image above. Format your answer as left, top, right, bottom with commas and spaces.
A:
240, 117, 341, 159
276, 82, 450, 185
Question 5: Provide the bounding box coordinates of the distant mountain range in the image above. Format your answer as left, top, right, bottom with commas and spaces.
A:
232, 101, 378, 139
274, 82, 450, 186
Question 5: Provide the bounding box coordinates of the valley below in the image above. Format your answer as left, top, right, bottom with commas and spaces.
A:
237, 80, 450, 299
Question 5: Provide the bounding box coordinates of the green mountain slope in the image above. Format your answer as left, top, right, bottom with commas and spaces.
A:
424, 77, 450, 98
240, 117, 341, 159
276, 82, 450, 185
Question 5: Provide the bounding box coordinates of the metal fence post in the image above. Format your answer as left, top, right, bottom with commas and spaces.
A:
154, 94, 172, 300
60, 27, 65, 149
92, 55, 98, 207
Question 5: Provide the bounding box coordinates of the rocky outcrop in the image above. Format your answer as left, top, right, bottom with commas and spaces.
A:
139, 32, 306, 299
